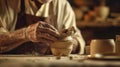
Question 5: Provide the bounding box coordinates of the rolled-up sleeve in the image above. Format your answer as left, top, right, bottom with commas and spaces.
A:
0, 0, 10, 34
0, 17, 8, 34
55, 0, 85, 54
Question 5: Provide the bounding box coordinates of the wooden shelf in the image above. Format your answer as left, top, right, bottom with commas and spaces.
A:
77, 21, 120, 28
76, 21, 120, 45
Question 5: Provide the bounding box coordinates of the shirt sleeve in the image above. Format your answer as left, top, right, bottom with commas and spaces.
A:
55, 0, 85, 54
0, 17, 8, 34
0, 0, 19, 33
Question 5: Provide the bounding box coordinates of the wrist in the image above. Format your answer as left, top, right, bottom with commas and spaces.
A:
9, 28, 29, 42
25, 23, 39, 42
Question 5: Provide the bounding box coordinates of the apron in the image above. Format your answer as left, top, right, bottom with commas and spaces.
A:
3, 0, 53, 55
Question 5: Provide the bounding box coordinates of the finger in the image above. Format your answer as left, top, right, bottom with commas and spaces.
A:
37, 21, 60, 35
36, 21, 60, 38
38, 38, 54, 44
37, 28, 60, 38
38, 21, 59, 33
37, 32, 58, 41
44, 23, 58, 32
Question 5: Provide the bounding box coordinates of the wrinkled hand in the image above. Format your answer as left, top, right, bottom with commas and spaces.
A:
25, 21, 60, 44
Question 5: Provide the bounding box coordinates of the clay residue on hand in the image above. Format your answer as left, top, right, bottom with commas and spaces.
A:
58, 26, 75, 40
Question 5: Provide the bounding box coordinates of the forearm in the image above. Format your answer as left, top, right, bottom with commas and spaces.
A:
0, 28, 28, 53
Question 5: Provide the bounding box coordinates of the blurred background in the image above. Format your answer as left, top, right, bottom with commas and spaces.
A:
68, 0, 120, 45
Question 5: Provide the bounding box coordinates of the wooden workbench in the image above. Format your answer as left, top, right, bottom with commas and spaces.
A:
0, 54, 120, 67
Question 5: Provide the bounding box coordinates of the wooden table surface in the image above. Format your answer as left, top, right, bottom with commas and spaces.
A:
0, 54, 120, 67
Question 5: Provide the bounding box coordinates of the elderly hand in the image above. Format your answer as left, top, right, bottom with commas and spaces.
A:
25, 21, 60, 44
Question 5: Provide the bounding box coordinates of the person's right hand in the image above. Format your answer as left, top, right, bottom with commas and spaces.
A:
25, 21, 60, 44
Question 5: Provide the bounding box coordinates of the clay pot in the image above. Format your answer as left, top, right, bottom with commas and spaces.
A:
50, 36, 73, 56
90, 39, 115, 57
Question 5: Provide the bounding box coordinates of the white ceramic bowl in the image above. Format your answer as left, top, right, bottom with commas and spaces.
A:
90, 39, 115, 57
50, 37, 73, 56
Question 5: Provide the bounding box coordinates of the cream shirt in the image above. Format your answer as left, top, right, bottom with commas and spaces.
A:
0, 0, 85, 54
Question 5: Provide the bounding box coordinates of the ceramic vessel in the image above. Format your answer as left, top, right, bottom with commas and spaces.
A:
98, 6, 110, 21
90, 39, 115, 57
50, 36, 73, 56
